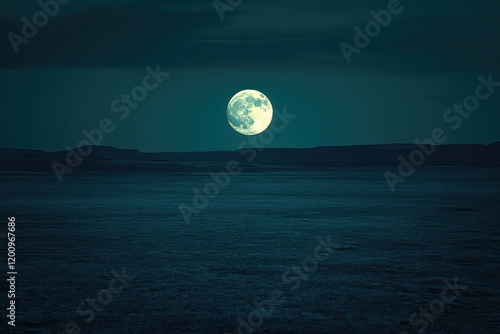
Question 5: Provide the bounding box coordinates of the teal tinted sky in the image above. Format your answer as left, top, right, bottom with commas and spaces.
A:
1, 0, 499, 152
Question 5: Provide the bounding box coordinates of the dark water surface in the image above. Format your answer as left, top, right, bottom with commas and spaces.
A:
1, 168, 499, 333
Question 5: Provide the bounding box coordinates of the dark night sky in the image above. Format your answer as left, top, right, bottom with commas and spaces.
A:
1, 0, 499, 152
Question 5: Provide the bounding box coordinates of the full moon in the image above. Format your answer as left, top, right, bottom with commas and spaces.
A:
227, 89, 273, 136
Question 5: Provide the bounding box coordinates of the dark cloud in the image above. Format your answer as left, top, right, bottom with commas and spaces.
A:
1, 0, 499, 74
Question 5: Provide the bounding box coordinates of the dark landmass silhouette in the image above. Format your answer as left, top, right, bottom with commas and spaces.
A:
1, 142, 500, 174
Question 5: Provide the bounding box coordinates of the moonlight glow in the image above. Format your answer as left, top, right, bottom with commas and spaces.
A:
227, 90, 273, 136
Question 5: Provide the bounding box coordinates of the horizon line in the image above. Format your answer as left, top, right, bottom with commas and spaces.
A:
1, 141, 500, 155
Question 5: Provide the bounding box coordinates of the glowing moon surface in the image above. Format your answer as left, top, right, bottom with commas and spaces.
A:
227, 89, 273, 136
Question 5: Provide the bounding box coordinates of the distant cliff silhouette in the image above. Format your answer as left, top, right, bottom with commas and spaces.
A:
1, 143, 499, 173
